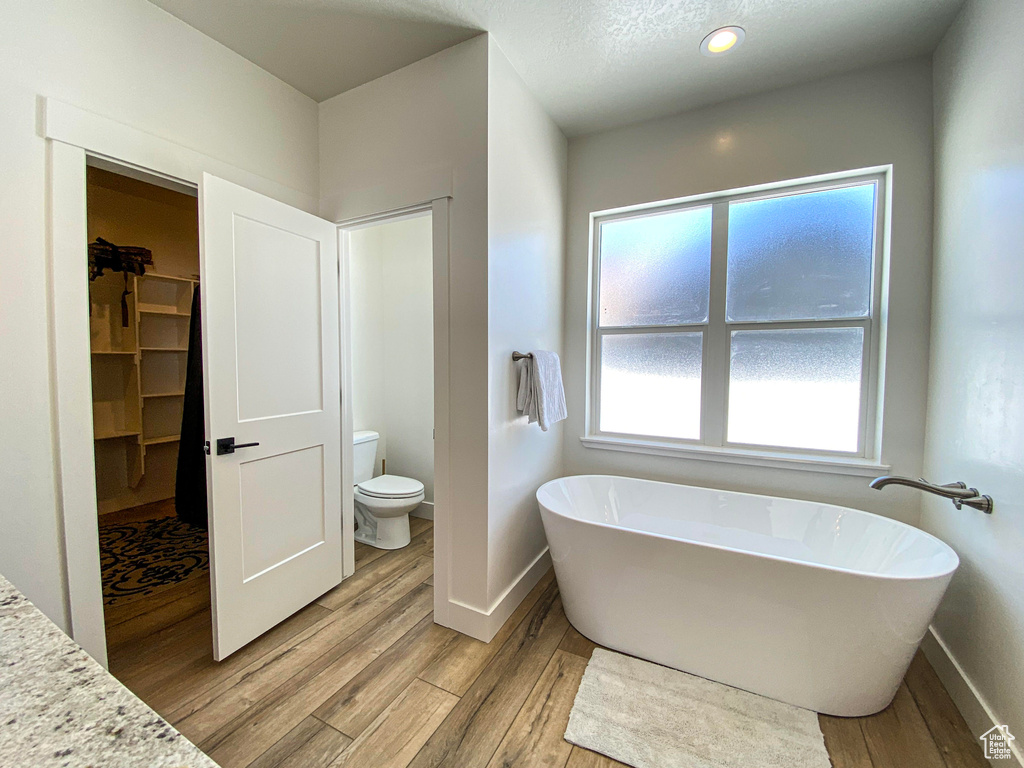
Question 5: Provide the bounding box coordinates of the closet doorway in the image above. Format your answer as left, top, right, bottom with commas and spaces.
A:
47, 99, 452, 665
79, 159, 349, 670
85, 165, 211, 672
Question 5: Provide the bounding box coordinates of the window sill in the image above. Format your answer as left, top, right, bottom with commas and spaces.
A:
579, 435, 890, 477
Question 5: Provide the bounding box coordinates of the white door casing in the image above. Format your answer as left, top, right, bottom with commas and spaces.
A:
200, 173, 342, 660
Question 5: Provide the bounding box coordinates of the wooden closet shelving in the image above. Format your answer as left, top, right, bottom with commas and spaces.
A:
90, 271, 198, 501
143, 435, 181, 446
94, 429, 142, 441
140, 309, 191, 317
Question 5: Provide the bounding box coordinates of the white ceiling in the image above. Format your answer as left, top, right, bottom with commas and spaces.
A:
148, 0, 964, 136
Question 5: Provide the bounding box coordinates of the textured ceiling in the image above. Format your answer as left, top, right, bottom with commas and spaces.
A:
148, 0, 964, 136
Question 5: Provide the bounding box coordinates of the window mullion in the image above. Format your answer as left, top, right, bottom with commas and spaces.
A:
598, 323, 707, 335
726, 317, 871, 332
703, 201, 730, 447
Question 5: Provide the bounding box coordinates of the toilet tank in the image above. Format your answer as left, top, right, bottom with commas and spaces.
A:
353, 430, 379, 484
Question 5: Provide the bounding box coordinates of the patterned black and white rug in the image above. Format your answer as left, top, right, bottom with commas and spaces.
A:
99, 516, 209, 606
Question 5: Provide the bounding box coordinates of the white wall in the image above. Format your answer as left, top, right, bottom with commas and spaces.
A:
349, 215, 435, 505
320, 35, 492, 613
382, 216, 435, 507
563, 59, 935, 525
486, 39, 567, 607
0, 0, 318, 630
922, 0, 1024, 754
349, 225, 387, 473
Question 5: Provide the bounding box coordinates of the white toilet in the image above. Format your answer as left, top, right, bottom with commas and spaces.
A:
353, 430, 425, 550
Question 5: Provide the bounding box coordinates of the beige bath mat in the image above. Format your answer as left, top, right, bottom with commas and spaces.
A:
564, 648, 830, 768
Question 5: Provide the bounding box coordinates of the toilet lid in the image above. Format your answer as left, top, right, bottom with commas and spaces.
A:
357, 474, 424, 499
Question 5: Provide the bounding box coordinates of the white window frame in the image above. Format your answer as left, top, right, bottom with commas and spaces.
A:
582, 168, 891, 476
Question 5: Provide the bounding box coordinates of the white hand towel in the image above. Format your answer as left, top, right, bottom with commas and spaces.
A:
515, 350, 567, 432
516, 358, 536, 421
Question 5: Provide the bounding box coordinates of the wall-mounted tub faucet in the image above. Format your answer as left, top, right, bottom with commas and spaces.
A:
870, 475, 993, 513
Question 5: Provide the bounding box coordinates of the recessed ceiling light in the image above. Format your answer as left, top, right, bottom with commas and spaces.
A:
700, 26, 745, 56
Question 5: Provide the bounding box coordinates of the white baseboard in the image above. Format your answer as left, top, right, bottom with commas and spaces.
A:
921, 626, 1023, 767
441, 547, 552, 642
411, 501, 434, 520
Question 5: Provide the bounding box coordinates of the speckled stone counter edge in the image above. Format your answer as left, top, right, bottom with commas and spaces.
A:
0, 574, 219, 768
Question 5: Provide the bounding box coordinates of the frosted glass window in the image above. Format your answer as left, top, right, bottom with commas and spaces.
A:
599, 206, 712, 326
590, 172, 884, 459
726, 184, 876, 322
600, 333, 703, 440
727, 328, 864, 452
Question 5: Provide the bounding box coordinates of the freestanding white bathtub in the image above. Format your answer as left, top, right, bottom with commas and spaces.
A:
537, 474, 959, 716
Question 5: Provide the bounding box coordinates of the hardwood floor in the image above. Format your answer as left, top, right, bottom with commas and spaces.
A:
105, 518, 987, 768
99, 497, 178, 525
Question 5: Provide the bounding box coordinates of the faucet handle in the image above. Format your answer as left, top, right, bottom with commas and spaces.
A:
962, 495, 994, 514
942, 486, 990, 513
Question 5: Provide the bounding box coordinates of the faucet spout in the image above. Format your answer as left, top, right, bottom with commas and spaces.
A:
869, 475, 972, 499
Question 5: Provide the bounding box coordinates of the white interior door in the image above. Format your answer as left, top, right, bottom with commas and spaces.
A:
200, 173, 342, 660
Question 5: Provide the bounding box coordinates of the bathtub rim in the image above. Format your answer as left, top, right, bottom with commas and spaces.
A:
537, 474, 960, 583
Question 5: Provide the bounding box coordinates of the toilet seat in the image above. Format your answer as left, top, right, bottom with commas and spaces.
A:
356, 474, 424, 500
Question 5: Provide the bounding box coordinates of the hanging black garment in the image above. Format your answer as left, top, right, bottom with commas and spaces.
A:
176, 286, 208, 529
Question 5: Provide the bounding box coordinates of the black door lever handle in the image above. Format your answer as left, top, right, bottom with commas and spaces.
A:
216, 437, 260, 455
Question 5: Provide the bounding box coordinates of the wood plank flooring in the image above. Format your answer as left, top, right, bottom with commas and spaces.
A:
105, 517, 987, 768
99, 497, 179, 525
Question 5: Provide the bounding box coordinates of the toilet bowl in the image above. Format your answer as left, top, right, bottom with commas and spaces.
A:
352, 430, 425, 550
354, 474, 425, 549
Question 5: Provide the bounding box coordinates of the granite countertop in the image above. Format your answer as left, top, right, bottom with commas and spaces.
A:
0, 574, 218, 768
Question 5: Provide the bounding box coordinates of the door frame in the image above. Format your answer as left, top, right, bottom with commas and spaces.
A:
43, 98, 362, 665
335, 200, 452, 624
